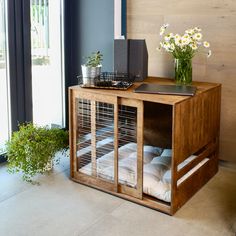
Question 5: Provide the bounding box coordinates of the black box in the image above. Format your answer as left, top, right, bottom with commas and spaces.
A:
114, 39, 148, 81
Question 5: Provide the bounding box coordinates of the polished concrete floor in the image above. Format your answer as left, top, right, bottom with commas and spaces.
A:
0, 154, 236, 236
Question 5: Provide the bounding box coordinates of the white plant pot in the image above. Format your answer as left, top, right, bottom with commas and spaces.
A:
81, 64, 102, 85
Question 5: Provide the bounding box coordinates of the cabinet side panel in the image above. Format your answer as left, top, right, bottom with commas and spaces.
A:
173, 86, 221, 165
171, 86, 221, 213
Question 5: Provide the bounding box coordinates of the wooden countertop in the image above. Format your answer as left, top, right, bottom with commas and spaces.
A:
69, 77, 221, 105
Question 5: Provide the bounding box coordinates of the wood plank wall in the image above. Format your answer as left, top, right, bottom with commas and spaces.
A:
127, 0, 236, 163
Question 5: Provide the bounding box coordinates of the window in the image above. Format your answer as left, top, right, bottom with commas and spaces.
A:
31, 0, 65, 127
0, 0, 10, 153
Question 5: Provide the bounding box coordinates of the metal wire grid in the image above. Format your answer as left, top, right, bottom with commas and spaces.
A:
76, 98, 138, 187
76, 99, 114, 182
118, 105, 137, 187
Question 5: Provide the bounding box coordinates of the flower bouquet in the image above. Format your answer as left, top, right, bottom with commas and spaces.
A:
158, 24, 211, 85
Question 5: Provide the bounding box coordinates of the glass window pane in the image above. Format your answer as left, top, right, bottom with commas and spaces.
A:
31, 0, 65, 127
0, 0, 10, 152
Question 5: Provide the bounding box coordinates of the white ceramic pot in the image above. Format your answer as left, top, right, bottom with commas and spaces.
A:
81, 64, 102, 85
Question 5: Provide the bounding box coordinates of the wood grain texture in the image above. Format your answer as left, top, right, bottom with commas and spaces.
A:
127, 0, 236, 162
69, 78, 221, 214
69, 89, 76, 178
173, 86, 221, 165
69, 77, 218, 105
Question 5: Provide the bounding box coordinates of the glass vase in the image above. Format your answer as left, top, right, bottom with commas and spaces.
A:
174, 58, 192, 85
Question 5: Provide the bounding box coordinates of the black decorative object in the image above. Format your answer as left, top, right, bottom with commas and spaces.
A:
114, 39, 148, 81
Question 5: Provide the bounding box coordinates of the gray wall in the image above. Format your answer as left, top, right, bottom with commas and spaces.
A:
64, 0, 114, 128
78, 0, 114, 72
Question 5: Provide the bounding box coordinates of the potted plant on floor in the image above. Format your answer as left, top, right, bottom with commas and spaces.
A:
81, 51, 103, 85
5, 123, 69, 184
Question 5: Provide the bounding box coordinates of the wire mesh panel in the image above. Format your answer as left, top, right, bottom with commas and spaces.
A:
76, 98, 92, 172
76, 98, 115, 184
118, 105, 138, 188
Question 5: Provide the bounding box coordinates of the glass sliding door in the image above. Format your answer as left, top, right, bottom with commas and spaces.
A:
31, 0, 65, 127
0, 0, 10, 153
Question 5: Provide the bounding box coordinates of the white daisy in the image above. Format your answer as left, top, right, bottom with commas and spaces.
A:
207, 50, 212, 57
163, 42, 170, 49
185, 28, 195, 35
182, 37, 190, 46
160, 28, 165, 36
194, 33, 203, 41
164, 33, 174, 41
183, 34, 190, 39
159, 23, 169, 36
174, 34, 181, 40
190, 43, 198, 50
194, 27, 202, 32
203, 41, 210, 48
175, 38, 183, 47
162, 23, 169, 29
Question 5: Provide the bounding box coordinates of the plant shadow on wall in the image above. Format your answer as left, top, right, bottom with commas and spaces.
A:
157, 24, 212, 85
4, 123, 69, 184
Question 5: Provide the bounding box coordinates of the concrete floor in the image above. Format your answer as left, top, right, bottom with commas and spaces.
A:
0, 154, 236, 236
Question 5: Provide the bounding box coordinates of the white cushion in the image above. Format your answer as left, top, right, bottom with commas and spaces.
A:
128, 151, 156, 164
119, 157, 137, 171
97, 153, 114, 171
162, 170, 171, 184
143, 173, 171, 202
79, 163, 92, 176
161, 149, 172, 157
151, 156, 171, 168
98, 165, 136, 187
118, 143, 137, 160
143, 145, 163, 155
119, 166, 136, 186
144, 163, 168, 180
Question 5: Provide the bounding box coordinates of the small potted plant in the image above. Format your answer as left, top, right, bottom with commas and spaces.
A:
81, 51, 103, 85
5, 123, 69, 184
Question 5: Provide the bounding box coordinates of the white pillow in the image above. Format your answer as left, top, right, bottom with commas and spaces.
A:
144, 163, 168, 180
151, 156, 171, 168
143, 145, 163, 155
98, 166, 114, 181
128, 151, 156, 164
118, 143, 137, 159
161, 149, 172, 157
143, 173, 171, 202
119, 166, 136, 187
97, 153, 114, 171
119, 157, 137, 171
162, 170, 171, 184
98, 165, 136, 187
79, 163, 92, 176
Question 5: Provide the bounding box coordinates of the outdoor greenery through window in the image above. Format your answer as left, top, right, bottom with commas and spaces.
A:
31, 0, 65, 128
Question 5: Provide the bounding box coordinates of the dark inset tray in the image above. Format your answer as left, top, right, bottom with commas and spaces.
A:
78, 72, 135, 90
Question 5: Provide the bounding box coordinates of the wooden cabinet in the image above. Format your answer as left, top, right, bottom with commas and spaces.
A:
69, 77, 221, 215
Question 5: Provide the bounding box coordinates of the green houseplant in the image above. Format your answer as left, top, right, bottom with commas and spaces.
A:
5, 123, 69, 183
81, 51, 103, 85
